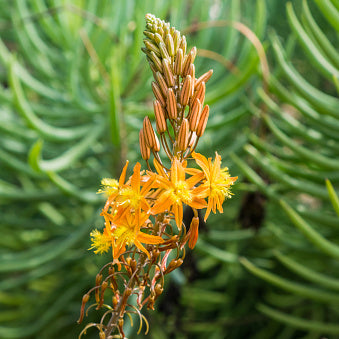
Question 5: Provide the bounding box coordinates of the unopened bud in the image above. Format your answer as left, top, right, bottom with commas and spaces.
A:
193, 81, 205, 105
195, 69, 213, 89
155, 72, 168, 97
162, 58, 175, 87
189, 98, 202, 132
154, 100, 167, 134
196, 105, 209, 137
173, 30, 181, 54
174, 48, 184, 75
159, 41, 170, 60
152, 81, 166, 106
150, 51, 163, 72
180, 75, 192, 106
166, 88, 178, 119
144, 39, 161, 57
165, 34, 175, 56
143, 116, 157, 149
178, 118, 189, 151
182, 53, 192, 77
179, 35, 187, 55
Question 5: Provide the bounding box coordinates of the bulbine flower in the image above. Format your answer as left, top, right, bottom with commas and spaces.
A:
80, 13, 237, 339
192, 152, 238, 220
152, 157, 206, 228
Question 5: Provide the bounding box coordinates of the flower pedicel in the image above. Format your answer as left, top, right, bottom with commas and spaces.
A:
78, 14, 237, 338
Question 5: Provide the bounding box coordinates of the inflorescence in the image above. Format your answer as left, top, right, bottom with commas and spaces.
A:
78, 14, 237, 339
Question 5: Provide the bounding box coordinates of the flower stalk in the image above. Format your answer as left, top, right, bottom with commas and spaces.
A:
79, 13, 237, 338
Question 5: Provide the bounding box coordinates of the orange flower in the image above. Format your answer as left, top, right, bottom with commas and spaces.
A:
192, 152, 237, 221
111, 211, 164, 258
151, 158, 206, 229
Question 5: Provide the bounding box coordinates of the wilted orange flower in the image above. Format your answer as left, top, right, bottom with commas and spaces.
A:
192, 152, 238, 220
152, 158, 206, 228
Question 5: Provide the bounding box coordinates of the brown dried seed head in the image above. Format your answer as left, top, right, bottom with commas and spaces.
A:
196, 105, 209, 137
162, 58, 175, 87
189, 98, 202, 132
166, 88, 178, 119
165, 34, 175, 56
195, 69, 213, 89
154, 100, 167, 134
178, 118, 189, 151
152, 81, 166, 107
155, 72, 169, 97
179, 35, 187, 55
143, 116, 156, 149
180, 75, 192, 106
139, 128, 151, 160
174, 48, 184, 75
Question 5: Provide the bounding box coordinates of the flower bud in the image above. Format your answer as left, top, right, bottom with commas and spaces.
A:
174, 48, 184, 76
179, 35, 186, 55
165, 33, 175, 56
166, 88, 178, 119
180, 75, 192, 106
155, 71, 168, 97
139, 128, 151, 160
152, 81, 166, 106
154, 100, 167, 134
150, 51, 163, 72
195, 69, 213, 89
189, 98, 202, 132
196, 105, 209, 137
178, 118, 189, 151
162, 58, 175, 87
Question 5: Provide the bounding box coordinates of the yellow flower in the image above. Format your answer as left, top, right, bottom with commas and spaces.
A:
192, 152, 237, 220
89, 229, 112, 254
111, 211, 164, 259
97, 178, 119, 196
151, 158, 206, 229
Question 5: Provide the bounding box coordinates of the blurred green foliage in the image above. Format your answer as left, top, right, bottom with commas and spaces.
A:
0, 0, 338, 338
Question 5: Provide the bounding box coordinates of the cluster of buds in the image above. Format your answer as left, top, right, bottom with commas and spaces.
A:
140, 13, 213, 166
78, 14, 237, 339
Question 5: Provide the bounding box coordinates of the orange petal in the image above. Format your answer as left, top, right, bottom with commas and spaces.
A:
134, 239, 151, 258
119, 161, 129, 186
131, 162, 141, 192
137, 232, 164, 244
188, 216, 199, 249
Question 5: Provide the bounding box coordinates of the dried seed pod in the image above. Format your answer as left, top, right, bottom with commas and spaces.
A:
195, 69, 213, 89
154, 100, 167, 134
196, 105, 209, 137
174, 48, 184, 75
152, 81, 166, 106
166, 88, 178, 119
178, 118, 189, 151
159, 41, 170, 60
139, 128, 151, 160
150, 51, 163, 72
165, 34, 175, 56
180, 75, 192, 106
162, 58, 175, 87
189, 98, 202, 132
179, 35, 187, 55
155, 72, 168, 97
144, 39, 161, 57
